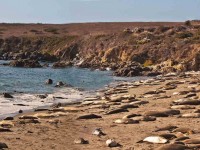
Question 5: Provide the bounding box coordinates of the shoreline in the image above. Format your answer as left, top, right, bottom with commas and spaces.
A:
1, 71, 200, 149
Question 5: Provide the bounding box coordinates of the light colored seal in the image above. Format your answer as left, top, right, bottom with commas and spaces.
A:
106, 139, 119, 147
180, 113, 200, 118
114, 118, 139, 124
183, 138, 200, 144
143, 136, 168, 144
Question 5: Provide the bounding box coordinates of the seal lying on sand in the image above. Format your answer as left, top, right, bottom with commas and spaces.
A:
155, 144, 189, 150
154, 125, 178, 132
179, 113, 200, 118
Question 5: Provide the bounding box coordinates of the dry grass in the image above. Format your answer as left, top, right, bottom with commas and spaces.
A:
0, 22, 184, 38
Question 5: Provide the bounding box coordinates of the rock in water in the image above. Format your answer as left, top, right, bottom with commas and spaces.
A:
55, 81, 65, 87
143, 136, 168, 144
3, 93, 13, 98
106, 139, 119, 147
19, 110, 23, 113
45, 79, 53, 84
9, 59, 42, 68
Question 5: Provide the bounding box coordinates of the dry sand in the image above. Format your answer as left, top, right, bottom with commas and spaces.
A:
1, 72, 200, 150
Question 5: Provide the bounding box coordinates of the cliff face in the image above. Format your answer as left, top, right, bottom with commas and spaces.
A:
0, 22, 200, 75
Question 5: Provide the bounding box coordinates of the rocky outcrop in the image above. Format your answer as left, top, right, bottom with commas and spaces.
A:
52, 61, 72, 68
9, 59, 42, 68
0, 23, 200, 76
113, 62, 154, 77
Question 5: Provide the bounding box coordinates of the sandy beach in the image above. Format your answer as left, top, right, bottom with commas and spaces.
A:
0, 72, 200, 150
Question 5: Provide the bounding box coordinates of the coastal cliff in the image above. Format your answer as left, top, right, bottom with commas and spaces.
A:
0, 21, 200, 76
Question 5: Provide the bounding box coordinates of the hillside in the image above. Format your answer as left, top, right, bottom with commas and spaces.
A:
0, 21, 200, 76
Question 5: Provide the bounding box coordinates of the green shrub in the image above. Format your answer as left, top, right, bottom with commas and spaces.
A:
30, 29, 39, 33
185, 20, 191, 26
176, 32, 193, 39
143, 60, 153, 67
44, 28, 59, 34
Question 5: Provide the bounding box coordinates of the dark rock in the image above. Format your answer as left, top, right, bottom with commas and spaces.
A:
144, 71, 162, 76
113, 62, 150, 77
52, 61, 72, 68
3, 93, 13, 98
19, 110, 23, 113
9, 59, 42, 68
45, 79, 53, 84
42, 63, 49, 67
4, 117, 14, 120
37, 94, 47, 99
56, 81, 64, 86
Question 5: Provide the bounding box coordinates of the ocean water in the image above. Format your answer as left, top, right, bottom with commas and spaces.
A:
0, 60, 148, 117
0, 60, 147, 94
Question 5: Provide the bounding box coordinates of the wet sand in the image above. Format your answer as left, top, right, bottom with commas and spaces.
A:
1, 72, 200, 150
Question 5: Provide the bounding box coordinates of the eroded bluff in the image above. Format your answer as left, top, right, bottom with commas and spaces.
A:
0, 24, 200, 76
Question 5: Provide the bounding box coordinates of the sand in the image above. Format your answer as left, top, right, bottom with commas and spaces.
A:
1, 72, 200, 150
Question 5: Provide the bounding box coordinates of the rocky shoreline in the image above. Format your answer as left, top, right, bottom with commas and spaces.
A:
0, 21, 200, 77
1, 72, 200, 149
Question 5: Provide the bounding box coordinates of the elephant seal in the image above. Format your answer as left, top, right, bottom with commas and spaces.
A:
106, 139, 120, 147
122, 113, 141, 119
144, 111, 168, 117
172, 127, 194, 134
76, 114, 102, 119
154, 125, 178, 132
171, 105, 195, 110
132, 116, 156, 122
183, 138, 200, 144
180, 113, 200, 118
74, 138, 88, 144
142, 136, 168, 144
159, 133, 177, 140
156, 144, 189, 150
114, 118, 139, 124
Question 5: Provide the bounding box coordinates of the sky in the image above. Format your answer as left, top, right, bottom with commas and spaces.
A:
0, 0, 199, 23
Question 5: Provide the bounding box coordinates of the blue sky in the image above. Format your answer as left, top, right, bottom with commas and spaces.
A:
0, 0, 199, 23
